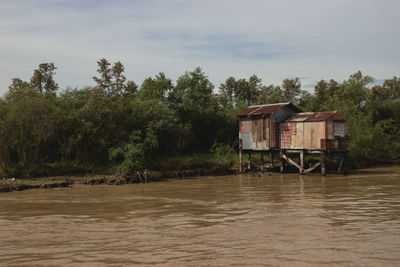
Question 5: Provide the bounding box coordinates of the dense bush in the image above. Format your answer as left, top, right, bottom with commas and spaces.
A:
0, 61, 398, 177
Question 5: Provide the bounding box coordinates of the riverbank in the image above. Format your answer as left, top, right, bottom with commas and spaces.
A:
0, 166, 238, 193
1, 155, 398, 193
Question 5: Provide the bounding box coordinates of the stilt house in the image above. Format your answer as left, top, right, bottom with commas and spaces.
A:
235, 104, 349, 175
235, 103, 301, 151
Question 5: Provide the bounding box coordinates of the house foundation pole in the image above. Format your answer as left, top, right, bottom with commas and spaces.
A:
280, 150, 285, 173
337, 153, 345, 173
247, 152, 251, 171
321, 151, 326, 176
269, 151, 274, 167
260, 151, 264, 172
239, 139, 243, 173
300, 150, 304, 174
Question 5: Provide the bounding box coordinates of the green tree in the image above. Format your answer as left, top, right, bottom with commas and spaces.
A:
341, 71, 374, 107
369, 76, 400, 102
217, 77, 236, 108
138, 72, 173, 102
257, 85, 284, 104
111, 61, 126, 95
125, 81, 138, 98
31, 63, 59, 94
1, 84, 61, 165
93, 58, 112, 93
168, 67, 214, 109
93, 58, 134, 97
234, 75, 262, 106
8, 78, 31, 92
314, 79, 328, 103
326, 79, 339, 98
282, 77, 301, 102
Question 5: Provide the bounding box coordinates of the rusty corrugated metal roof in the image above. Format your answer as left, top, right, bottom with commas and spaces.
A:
286, 111, 346, 122
236, 103, 299, 117
235, 106, 261, 117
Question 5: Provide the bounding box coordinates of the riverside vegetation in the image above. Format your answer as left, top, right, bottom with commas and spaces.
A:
0, 59, 399, 181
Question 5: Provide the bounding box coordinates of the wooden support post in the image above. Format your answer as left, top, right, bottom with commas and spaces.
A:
247, 152, 251, 171
303, 162, 321, 174
320, 151, 326, 176
300, 150, 304, 174
280, 150, 285, 173
239, 139, 243, 173
260, 151, 264, 172
337, 154, 345, 173
269, 151, 274, 167
282, 154, 302, 172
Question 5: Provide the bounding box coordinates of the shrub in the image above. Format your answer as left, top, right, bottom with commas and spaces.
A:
211, 142, 236, 165
109, 143, 145, 176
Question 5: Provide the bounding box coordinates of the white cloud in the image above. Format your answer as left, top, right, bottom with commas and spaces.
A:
0, 0, 399, 94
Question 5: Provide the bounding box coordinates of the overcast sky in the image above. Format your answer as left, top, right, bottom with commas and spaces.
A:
1, 0, 399, 94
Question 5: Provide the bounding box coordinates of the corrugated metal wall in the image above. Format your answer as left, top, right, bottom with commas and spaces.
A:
239, 116, 275, 150
304, 122, 325, 149
280, 120, 348, 151
281, 121, 326, 149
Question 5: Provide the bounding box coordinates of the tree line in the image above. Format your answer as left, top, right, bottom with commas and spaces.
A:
0, 59, 399, 177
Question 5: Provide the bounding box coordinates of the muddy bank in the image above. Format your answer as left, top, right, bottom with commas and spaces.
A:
0, 177, 74, 192
0, 166, 237, 193
2, 161, 398, 193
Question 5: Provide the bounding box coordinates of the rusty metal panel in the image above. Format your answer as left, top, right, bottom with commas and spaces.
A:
240, 119, 252, 133
304, 122, 325, 149
280, 122, 295, 149
303, 123, 313, 149
254, 118, 268, 150
236, 106, 260, 117
291, 123, 303, 149
257, 118, 263, 142
252, 120, 257, 141
262, 118, 267, 140
264, 117, 270, 147
321, 136, 347, 150
317, 122, 326, 149
239, 118, 255, 150
236, 102, 301, 117
255, 141, 268, 150
287, 112, 312, 122
286, 111, 347, 122
270, 118, 278, 148
250, 103, 287, 116
240, 116, 280, 151
241, 133, 252, 150
327, 121, 334, 139
250, 118, 264, 142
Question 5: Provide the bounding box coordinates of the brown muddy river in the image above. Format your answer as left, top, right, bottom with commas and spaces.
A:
1, 166, 400, 266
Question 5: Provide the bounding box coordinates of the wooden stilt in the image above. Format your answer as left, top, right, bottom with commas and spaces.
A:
239, 139, 243, 173
300, 150, 304, 174
260, 151, 264, 172
280, 150, 285, 173
303, 162, 321, 174
282, 154, 302, 171
337, 154, 345, 173
247, 152, 251, 171
321, 151, 326, 176
269, 151, 274, 167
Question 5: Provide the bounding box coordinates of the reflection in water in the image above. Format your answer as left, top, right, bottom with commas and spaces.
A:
1, 166, 400, 266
